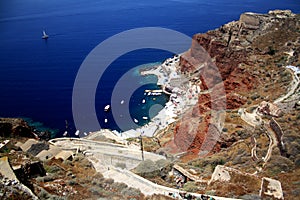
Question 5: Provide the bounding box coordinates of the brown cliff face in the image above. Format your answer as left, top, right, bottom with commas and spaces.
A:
163, 10, 300, 158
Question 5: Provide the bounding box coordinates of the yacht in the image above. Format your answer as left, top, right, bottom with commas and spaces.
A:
42, 30, 49, 39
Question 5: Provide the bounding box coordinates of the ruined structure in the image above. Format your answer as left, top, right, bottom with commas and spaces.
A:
257, 101, 283, 117
260, 177, 284, 200
208, 165, 284, 199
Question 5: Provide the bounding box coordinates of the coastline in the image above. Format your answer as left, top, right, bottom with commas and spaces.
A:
87, 54, 201, 141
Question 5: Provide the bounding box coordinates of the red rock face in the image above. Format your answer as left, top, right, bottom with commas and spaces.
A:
165, 31, 255, 157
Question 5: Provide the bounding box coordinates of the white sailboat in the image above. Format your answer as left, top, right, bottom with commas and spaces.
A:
42, 30, 49, 39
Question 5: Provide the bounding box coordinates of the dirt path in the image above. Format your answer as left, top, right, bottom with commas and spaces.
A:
238, 108, 278, 165
274, 66, 300, 104
263, 122, 278, 164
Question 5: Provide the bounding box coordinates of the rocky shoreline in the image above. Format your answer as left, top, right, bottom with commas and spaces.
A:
88, 53, 201, 141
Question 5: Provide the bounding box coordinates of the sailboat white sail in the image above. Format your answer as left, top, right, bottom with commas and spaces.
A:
42, 30, 49, 39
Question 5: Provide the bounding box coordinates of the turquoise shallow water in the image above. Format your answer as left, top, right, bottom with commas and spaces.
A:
0, 0, 299, 136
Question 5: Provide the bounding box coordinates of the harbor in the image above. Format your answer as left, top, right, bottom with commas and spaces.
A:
91, 54, 201, 140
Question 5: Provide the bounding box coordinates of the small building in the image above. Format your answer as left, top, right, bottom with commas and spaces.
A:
20, 139, 39, 152
54, 150, 74, 161
36, 145, 62, 161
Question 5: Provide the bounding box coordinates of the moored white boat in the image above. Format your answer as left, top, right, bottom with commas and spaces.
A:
104, 105, 110, 112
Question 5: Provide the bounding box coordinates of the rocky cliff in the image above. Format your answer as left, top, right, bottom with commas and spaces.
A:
0, 118, 52, 140
161, 10, 300, 156
150, 10, 300, 199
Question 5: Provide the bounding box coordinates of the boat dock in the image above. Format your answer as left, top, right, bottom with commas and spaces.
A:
144, 89, 163, 96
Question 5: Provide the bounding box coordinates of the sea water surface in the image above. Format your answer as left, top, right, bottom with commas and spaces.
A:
0, 0, 299, 136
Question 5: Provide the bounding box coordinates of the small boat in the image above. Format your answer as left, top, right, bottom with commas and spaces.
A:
63, 131, 68, 137
120, 100, 125, 104
142, 99, 146, 104
142, 116, 148, 120
104, 118, 108, 123
104, 105, 110, 112
42, 30, 49, 39
133, 118, 139, 123
75, 130, 80, 136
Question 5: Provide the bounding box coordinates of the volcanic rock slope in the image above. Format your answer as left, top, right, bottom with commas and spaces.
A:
157, 10, 300, 198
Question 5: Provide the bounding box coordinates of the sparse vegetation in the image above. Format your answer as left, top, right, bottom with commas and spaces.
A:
182, 181, 199, 193
133, 159, 160, 178
115, 162, 126, 169
267, 46, 276, 55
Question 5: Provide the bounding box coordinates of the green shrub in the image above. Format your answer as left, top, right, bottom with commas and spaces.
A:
38, 188, 51, 199
45, 165, 60, 173
104, 178, 114, 185
133, 159, 160, 178
115, 162, 126, 169
251, 94, 260, 101
267, 46, 276, 55
182, 181, 198, 193
121, 187, 141, 197
265, 155, 295, 175
43, 175, 54, 182
89, 187, 100, 196
205, 190, 216, 196
155, 159, 171, 169
222, 128, 228, 132
111, 182, 128, 191
68, 179, 77, 186
36, 177, 44, 183
294, 155, 300, 167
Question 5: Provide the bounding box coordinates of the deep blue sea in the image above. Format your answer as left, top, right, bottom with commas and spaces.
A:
0, 0, 299, 137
